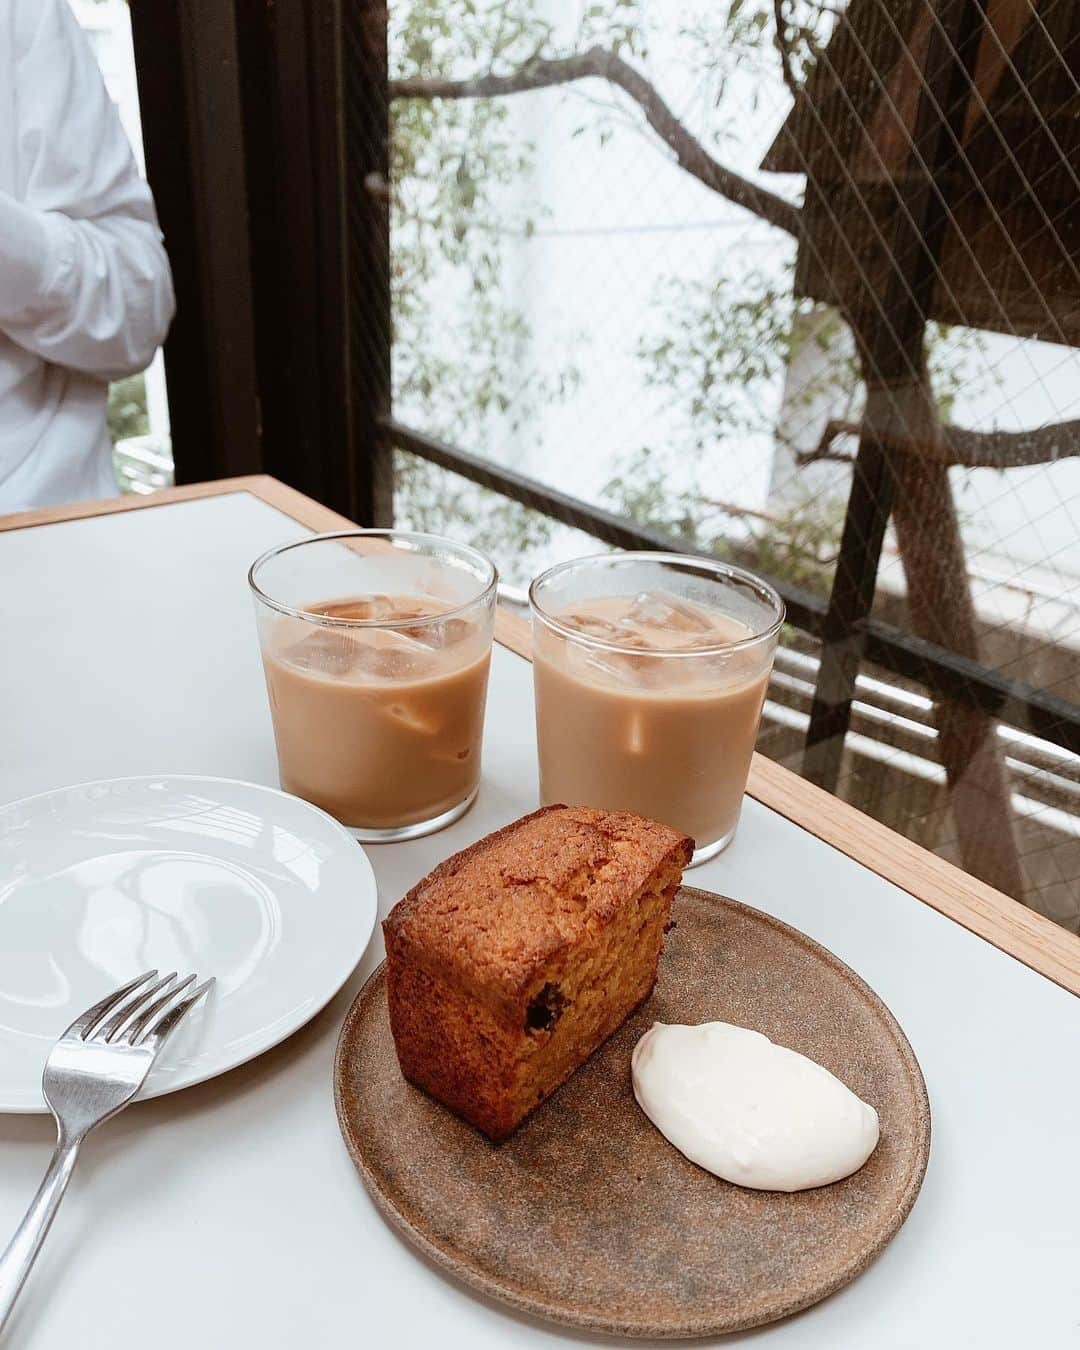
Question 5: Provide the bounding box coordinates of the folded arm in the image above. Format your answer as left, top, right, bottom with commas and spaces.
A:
0, 0, 175, 381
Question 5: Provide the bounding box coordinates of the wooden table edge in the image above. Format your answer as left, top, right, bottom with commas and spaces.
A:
5, 477, 1077, 998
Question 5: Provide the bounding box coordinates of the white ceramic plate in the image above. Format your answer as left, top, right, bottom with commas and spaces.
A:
0, 776, 378, 1112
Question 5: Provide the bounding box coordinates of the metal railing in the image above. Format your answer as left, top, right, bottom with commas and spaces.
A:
383, 417, 1080, 760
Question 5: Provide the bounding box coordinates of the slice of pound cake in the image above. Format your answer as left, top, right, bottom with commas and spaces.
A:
383, 804, 693, 1140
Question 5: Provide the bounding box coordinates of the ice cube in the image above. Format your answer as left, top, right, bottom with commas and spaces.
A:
385, 700, 443, 735
574, 643, 666, 688
625, 653, 676, 688
684, 630, 730, 650
316, 594, 395, 621
626, 710, 648, 756
280, 630, 363, 676
625, 590, 714, 634
703, 646, 761, 687
399, 616, 474, 649
352, 631, 439, 679
313, 595, 441, 622
577, 646, 626, 682
558, 611, 639, 643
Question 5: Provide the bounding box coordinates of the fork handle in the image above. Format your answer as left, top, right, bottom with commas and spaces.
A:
0, 1135, 82, 1336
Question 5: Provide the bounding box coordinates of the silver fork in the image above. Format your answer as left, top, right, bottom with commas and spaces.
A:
0, 970, 214, 1335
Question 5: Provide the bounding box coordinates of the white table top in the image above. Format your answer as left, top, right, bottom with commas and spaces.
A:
0, 490, 1077, 1348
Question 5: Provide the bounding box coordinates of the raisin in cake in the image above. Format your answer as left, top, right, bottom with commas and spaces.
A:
382, 804, 693, 1140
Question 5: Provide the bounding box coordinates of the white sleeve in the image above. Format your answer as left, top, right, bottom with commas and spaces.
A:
0, 0, 175, 381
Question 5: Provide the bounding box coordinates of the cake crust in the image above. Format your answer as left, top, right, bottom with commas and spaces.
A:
384, 804, 691, 1019
383, 805, 693, 1138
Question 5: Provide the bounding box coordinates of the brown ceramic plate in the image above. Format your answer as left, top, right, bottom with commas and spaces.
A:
333, 886, 930, 1339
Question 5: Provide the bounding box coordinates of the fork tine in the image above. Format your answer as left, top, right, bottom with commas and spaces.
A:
124, 974, 198, 1045
98, 972, 179, 1042
64, 971, 158, 1041
138, 977, 215, 1048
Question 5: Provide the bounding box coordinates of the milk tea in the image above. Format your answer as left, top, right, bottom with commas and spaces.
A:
533, 591, 772, 848
263, 595, 491, 828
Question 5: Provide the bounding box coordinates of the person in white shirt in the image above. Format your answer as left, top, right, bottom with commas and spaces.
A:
0, 0, 174, 511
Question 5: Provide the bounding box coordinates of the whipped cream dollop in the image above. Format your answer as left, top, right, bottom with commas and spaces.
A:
631, 1021, 880, 1192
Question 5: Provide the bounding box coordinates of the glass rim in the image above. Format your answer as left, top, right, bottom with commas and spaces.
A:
248, 529, 499, 630
528, 551, 785, 656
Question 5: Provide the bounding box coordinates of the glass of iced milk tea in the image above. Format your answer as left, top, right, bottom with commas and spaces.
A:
249, 531, 497, 840
530, 553, 783, 865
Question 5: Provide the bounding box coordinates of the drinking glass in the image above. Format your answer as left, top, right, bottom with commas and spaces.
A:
250, 530, 497, 841
529, 552, 783, 865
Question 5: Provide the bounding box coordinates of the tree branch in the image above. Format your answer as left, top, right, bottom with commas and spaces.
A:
940, 419, 1080, 469
806, 413, 1080, 470
773, 0, 800, 97
390, 47, 802, 238
795, 444, 855, 467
